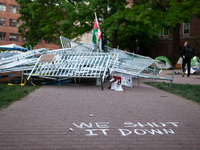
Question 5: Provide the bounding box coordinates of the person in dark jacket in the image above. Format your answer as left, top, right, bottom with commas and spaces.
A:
181, 41, 195, 77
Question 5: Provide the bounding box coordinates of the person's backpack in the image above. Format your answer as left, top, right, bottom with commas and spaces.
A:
185, 46, 194, 59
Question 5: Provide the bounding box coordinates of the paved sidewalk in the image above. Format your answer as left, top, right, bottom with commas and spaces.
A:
0, 70, 200, 150
157, 70, 200, 85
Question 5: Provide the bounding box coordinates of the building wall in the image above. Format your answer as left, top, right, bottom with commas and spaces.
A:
0, 0, 60, 50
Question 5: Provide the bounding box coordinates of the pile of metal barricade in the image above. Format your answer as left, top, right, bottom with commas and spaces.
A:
0, 36, 174, 88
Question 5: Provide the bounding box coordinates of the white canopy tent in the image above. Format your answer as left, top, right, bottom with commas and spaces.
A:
0, 44, 28, 51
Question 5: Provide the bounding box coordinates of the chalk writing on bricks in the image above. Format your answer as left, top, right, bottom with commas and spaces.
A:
72, 122, 179, 136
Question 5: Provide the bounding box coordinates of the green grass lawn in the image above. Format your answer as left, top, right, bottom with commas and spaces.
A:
144, 82, 200, 103
0, 83, 41, 109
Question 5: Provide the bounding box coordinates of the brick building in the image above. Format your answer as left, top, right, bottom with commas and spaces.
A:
151, 18, 200, 59
0, 0, 60, 50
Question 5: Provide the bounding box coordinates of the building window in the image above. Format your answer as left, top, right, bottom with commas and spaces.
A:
163, 28, 169, 36
183, 23, 190, 34
0, 3, 6, 11
9, 33, 19, 41
0, 32, 6, 40
9, 19, 19, 27
0, 18, 6, 26
9, 5, 19, 14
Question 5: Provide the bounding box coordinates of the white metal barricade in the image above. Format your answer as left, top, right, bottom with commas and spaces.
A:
0, 35, 174, 87
60, 36, 92, 52
0, 48, 48, 65
27, 51, 117, 82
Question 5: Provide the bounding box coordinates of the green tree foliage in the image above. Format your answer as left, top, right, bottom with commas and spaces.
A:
121, 2, 158, 53
16, 0, 66, 48
16, 0, 200, 59
59, 0, 131, 48
17, 0, 157, 52
58, 0, 157, 52
58, 1, 94, 42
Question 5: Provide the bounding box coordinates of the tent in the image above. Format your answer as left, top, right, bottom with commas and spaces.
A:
0, 44, 28, 51
176, 57, 182, 68
155, 56, 172, 69
191, 56, 199, 68
176, 56, 199, 69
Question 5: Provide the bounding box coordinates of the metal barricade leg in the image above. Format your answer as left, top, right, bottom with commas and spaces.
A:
169, 70, 175, 89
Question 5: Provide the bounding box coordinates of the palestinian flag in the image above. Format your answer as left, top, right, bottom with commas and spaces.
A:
97, 29, 103, 52
97, 28, 102, 52
92, 13, 99, 50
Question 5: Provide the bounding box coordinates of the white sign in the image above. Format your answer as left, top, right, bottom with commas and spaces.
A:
121, 74, 132, 87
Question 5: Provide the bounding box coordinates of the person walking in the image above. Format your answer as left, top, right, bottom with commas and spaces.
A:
181, 41, 195, 77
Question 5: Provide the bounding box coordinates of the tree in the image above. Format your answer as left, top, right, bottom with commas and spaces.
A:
17, 0, 157, 52
16, 0, 66, 48
119, 2, 158, 53
59, 0, 157, 52
59, 0, 129, 48
132, 0, 200, 66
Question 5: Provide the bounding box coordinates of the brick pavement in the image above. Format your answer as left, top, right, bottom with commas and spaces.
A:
0, 70, 200, 150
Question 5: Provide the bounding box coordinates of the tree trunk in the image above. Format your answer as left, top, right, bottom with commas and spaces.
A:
171, 23, 181, 68
112, 30, 118, 48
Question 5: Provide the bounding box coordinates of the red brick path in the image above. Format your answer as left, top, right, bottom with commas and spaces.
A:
0, 70, 199, 150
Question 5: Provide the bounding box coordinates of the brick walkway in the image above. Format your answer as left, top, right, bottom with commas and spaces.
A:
0, 70, 200, 150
